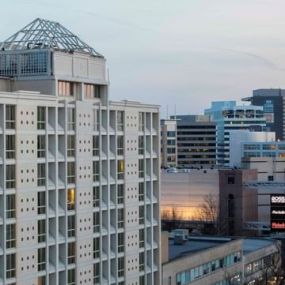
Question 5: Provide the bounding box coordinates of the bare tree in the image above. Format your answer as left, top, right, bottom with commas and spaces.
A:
198, 193, 218, 223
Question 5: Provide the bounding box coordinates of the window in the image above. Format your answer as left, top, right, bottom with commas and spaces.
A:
139, 206, 144, 224
67, 135, 75, 157
118, 208, 124, 228
67, 188, 75, 211
227, 176, 235, 185
268, 175, 274, 181
117, 111, 124, 131
139, 252, 145, 272
93, 186, 100, 207
94, 110, 100, 131
117, 160, 124, 180
139, 159, 144, 178
6, 224, 16, 249
68, 215, 75, 238
6, 194, 16, 219
117, 184, 124, 204
139, 276, 145, 285
117, 136, 124, 156
6, 135, 15, 159
93, 161, 100, 182
94, 263, 100, 284
67, 162, 75, 184
6, 254, 16, 279
38, 220, 46, 242
118, 233, 124, 253
37, 106, 46, 130
68, 269, 75, 285
67, 108, 75, 131
85, 84, 101, 98
6, 165, 15, 188
38, 192, 46, 215
93, 238, 100, 259
58, 81, 74, 96
139, 229, 144, 248
37, 135, 46, 158
93, 212, 100, 233
38, 248, 46, 271
138, 136, 144, 155
37, 163, 46, 186
38, 276, 46, 285
68, 242, 76, 264
139, 182, 144, 202
118, 257, 124, 278
6, 105, 15, 129
93, 136, 99, 156
139, 112, 145, 131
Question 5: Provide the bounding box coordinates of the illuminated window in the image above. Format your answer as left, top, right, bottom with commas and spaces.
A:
58, 81, 74, 96
67, 188, 75, 211
117, 160, 124, 180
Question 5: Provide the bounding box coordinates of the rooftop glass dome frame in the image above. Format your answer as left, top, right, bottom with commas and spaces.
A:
0, 18, 103, 57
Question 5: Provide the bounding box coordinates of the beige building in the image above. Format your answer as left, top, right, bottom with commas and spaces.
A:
162, 232, 281, 285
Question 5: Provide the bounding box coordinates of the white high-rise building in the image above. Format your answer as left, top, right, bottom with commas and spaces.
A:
0, 19, 160, 285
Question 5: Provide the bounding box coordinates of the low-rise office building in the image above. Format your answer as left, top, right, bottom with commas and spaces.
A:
162, 233, 281, 285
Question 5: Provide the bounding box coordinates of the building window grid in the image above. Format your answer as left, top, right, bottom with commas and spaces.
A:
6, 194, 16, 219
67, 108, 75, 131
38, 247, 46, 271
6, 253, 16, 279
6, 105, 16, 130
6, 223, 16, 249
37, 191, 46, 215
67, 162, 75, 184
37, 163, 46, 186
37, 135, 46, 158
6, 165, 16, 189
68, 215, 76, 238
117, 136, 124, 155
38, 219, 46, 243
93, 136, 100, 156
67, 135, 75, 157
6, 135, 15, 159
68, 242, 76, 264
117, 111, 124, 131
117, 184, 124, 204
93, 161, 100, 182
37, 106, 46, 130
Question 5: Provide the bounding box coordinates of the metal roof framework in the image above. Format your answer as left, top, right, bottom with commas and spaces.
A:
0, 18, 103, 57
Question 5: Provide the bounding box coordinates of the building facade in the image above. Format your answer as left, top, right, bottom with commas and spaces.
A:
162, 233, 281, 285
173, 115, 216, 168
0, 19, 160, 285
243, 89, 285, 140
161, 119, 177, 168
228, 130, 275, 167
205, 101, 266, 166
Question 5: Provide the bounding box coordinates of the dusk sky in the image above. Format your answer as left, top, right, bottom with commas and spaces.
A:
2, 0, 285, 117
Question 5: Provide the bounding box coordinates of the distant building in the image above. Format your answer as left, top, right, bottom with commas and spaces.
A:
205, 101, 266, 166
172, 115, 216, 168
243, 89, 285, 140
161, 119, 178, 168
162, 232, 281, 285
228, 130, 275, 167
219, 169, 285, 235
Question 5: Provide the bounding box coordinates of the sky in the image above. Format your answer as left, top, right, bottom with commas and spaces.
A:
1, 0, 285, 117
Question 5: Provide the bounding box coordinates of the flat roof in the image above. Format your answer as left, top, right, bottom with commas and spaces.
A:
168, 236, 276, 262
